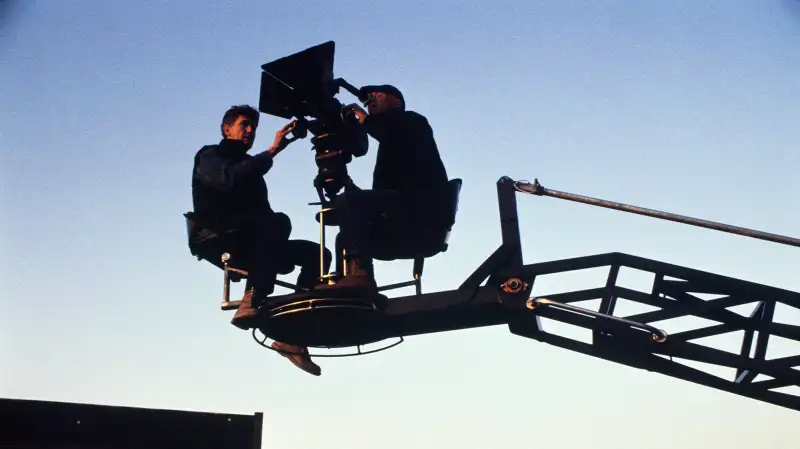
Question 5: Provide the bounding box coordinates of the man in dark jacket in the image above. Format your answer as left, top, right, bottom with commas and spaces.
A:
191, 104, 328, 375
327, 85, 450, 292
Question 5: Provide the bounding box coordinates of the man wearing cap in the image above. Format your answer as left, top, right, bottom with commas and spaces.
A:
325, 84, 450, 292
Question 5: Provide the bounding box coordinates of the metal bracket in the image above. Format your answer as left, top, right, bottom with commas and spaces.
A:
527, 297, 669, 343
220, 253, 297, 311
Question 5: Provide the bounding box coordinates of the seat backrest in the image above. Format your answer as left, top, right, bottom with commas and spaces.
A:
184, 211, 222, 258
184, 212, 198, 255
442, 178, 463, 229
437, 178, 462, 251
368, 178, 463, 261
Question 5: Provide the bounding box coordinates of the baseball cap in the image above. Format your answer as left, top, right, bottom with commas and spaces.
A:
359, 84, 405, 107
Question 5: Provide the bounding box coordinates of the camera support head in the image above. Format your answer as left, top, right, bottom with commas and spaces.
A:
257, 41, 368, 206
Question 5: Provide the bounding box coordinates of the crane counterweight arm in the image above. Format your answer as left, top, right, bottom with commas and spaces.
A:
513, 178, 800, 248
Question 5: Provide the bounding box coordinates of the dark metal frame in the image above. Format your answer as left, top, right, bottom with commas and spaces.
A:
206, 175, 799, 413
345, 176, 799, 412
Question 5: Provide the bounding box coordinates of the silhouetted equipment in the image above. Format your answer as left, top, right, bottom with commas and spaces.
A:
0, 397, 262, 449
185, 174, 800, 413
258, 41, 368, 205
186, 40, 800, 413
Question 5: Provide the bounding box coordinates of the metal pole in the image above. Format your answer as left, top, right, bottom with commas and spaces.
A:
515, 178, 800, 249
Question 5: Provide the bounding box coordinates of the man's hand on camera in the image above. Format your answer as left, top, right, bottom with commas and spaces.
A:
343, 103, 368, 124
267, 120, 299, 156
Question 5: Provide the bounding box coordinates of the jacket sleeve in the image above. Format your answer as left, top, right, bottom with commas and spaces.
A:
194, 148, 274, 191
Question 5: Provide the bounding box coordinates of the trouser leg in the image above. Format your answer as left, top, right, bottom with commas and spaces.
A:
245, 213, 292, 303
334, 232, 345, 276
321, 189, 411, 293
334, 189, 405, 261
231, 227, 281, 329
284, 239, 332, 290
246, 234, 279, 303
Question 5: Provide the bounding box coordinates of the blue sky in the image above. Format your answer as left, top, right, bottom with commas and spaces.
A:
2, 1, 799, 448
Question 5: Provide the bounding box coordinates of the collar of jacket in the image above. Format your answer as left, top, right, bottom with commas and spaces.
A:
218, 138, 250, 156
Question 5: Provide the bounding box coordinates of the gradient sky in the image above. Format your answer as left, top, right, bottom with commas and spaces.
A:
2, 1, 800, 448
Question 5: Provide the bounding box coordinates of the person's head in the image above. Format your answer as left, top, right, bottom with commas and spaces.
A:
220, 105, 260, 149
361, 85, 405, 115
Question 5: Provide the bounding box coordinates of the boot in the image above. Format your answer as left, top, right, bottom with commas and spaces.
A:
230, 288, 259, 330
272, 341, 322, 376
316, 257, 378, 293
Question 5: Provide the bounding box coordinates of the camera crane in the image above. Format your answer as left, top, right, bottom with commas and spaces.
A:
184, 41, 800, 414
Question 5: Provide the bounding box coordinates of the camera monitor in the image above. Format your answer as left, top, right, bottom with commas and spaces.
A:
258, 41, 336, 120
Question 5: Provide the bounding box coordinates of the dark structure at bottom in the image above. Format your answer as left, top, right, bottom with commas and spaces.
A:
0, 397, 263, 449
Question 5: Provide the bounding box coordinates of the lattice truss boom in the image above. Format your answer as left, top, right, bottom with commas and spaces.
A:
510, 251, 800, 410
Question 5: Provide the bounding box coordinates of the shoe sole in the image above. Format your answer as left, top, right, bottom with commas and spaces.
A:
272, 343, 321, 376
230, 315, 257, 330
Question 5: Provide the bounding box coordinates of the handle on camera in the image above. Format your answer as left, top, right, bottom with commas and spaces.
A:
334, 78, 367, 102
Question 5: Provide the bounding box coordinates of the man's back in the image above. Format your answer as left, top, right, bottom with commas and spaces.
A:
365, 109, 448, 194
192, 139, 274, 228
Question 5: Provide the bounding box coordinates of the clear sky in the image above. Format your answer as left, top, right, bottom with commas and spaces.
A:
2, 1, 800, 448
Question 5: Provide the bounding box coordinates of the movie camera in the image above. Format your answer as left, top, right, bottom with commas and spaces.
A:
257, 41, 368, 205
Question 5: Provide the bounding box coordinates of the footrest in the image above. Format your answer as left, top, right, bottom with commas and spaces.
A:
259, 289, 388, 348
221, 300, 241, 311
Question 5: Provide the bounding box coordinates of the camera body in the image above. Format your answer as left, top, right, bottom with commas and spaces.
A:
257, 41, 368, 204
294, 97, 367, 202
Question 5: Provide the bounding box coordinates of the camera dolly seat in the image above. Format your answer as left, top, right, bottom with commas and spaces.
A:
182, 178, 462, 352
183, 212, 299, 310
254, 178, 463, 350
